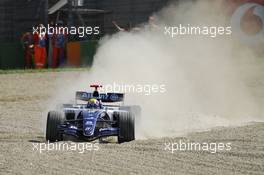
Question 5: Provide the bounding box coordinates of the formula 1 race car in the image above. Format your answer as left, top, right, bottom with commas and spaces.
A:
46, 85, 140, 143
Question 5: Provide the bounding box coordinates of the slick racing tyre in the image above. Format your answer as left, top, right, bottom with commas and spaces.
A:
115, 111, 135, 143
120, 105, 141, 119
46, 111, 65, 142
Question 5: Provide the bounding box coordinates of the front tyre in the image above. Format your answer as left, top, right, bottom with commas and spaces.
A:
115, 111, 135, 143
46, 111, 65, 142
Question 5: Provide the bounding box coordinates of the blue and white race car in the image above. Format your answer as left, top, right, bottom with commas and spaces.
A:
46, 85, 140, 143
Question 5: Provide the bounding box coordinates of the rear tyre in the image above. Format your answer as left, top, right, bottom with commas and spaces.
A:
46, 111, 65, 142
120, 105, 141, 119
115, 111, 135, 143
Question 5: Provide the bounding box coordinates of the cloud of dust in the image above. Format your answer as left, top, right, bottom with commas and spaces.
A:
45, 0, 264, 139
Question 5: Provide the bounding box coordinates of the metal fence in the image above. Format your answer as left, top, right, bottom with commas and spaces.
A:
0, 0, 171, 42
0, 0, 48, 42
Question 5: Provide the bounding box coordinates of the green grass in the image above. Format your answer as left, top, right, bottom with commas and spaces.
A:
0, 67, 89, 74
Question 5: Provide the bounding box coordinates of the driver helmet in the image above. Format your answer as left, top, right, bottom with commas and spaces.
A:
87, 98, 100, 109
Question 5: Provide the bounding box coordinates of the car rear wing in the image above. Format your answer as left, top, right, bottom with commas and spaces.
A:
76, 91, 125, 103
